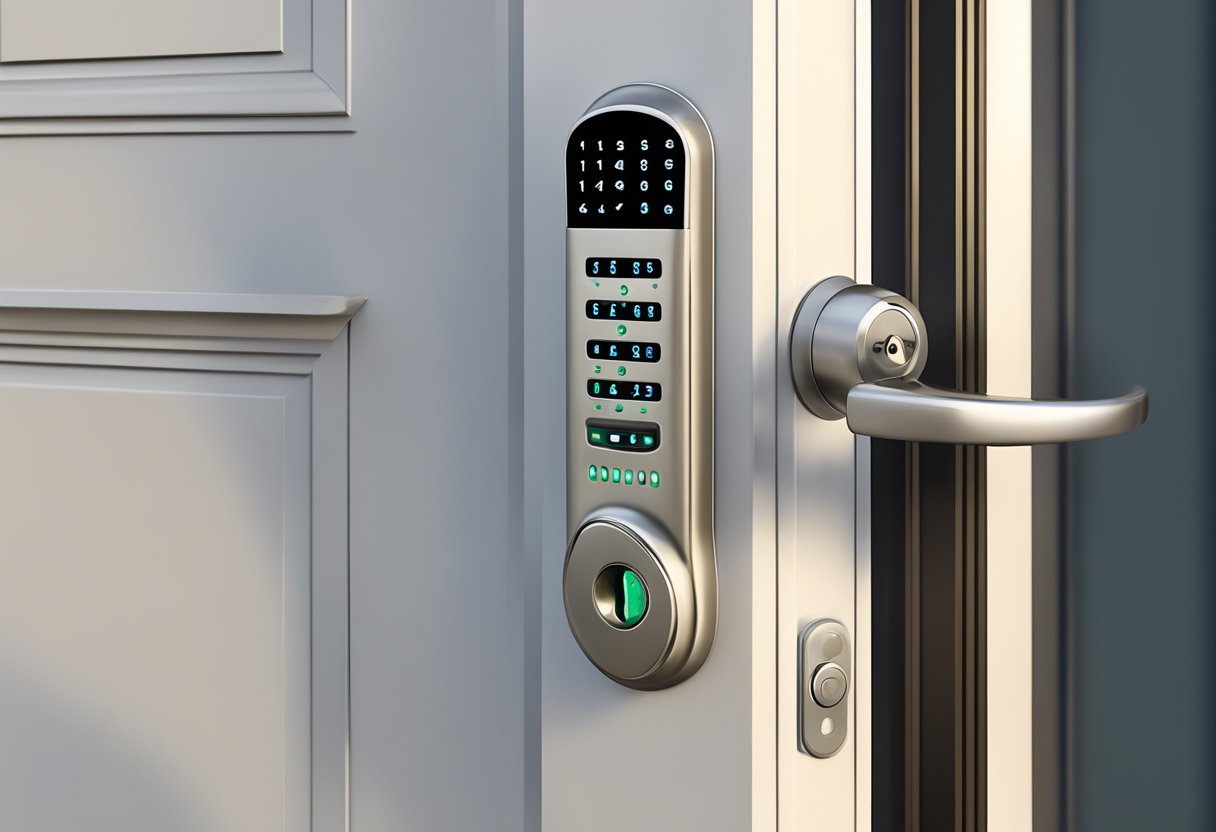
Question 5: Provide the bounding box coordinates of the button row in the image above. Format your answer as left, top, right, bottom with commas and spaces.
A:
587, 466, 660, 488
587, 422, 659, 452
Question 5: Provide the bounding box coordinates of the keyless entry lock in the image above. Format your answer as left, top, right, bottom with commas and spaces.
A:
563, 85, 716, 690
799, 620, 852, 758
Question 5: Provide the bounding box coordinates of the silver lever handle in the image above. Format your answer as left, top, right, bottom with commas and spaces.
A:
789, 276, 1148, 445
847, 380, 1148, 445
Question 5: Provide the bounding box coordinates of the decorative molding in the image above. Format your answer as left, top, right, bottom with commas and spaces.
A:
0, 0, 349, 133
0, 290, 365, 348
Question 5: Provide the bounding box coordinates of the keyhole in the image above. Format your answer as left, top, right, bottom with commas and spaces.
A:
874, 334, 913, 366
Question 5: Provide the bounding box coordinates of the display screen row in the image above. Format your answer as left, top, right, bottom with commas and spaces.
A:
586, 257, 662, 278
586, 300, 661, 322
586, 340, 660, 363
586, 380, 662, 402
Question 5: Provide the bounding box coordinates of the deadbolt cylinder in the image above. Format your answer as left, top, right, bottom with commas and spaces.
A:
563, 509, 697, 690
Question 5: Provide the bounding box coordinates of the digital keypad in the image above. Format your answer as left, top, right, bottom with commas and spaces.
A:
566, 110, 687, 229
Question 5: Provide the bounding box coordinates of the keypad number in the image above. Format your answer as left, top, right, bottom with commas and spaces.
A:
566, 110, 686, 229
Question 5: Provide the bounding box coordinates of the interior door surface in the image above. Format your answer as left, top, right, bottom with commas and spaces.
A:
0, 2, 526, 830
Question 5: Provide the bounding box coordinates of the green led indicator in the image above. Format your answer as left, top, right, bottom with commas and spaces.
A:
651, 283, 658, 289
617, 324, 627, 336
600, 466, 609, 482
624, 470, 634, 485
629, 434, 638, 446
650, 471, 660, 488
614, 404, 624, 413
594, 365, 602, 374
594, 281, 601, 287
594, 404, 602, 411
588, 465, 598, 482
611, 468, 621, 483
588, 429, 604, 444
617, 366, 626, 376
617, 569, 647, 627
637, 470, 647, 486
639, 407, 648, 414
619, 284, 629, 296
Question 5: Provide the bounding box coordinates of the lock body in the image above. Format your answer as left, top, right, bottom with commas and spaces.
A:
563, 85, 716, 690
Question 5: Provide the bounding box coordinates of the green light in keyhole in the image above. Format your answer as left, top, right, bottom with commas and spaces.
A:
617, 324, 627, 336
616, 569, 647, 627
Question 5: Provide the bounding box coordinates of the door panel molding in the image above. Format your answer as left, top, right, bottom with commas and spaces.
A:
0, 291, 360, 830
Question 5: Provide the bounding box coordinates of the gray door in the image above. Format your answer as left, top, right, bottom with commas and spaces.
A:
0, 1, 525, 830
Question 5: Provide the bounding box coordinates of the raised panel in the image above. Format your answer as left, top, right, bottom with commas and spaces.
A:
0, 0, 346, 130
0, 0, 283, 63
0, 368, 310, 830
0, 292, 360, 830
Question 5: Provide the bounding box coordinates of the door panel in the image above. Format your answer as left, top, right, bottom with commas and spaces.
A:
0, 2, 525, 831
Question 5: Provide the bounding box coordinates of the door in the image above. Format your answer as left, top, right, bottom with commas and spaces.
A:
0, 2, 526, 830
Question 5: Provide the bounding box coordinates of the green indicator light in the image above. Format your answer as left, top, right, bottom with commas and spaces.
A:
612, 468, 621, 483
589, 430, 604, 444
629, 434, 638, 446
614, 404, 624, 413
619, 284, 629, 296
600, 466, 609, 482
639, 407, 648, 414
643, 436, 655, 447
624, 470, 634, 485
594, 404, 602, 411
588, 465, 598, 482
650, 471, 660, 488
651, 283, 658, 289
637, 470, 647, 486
616, 569, 648, 628
594, 365, 602, 374
594, 281, 601, 287
617, 366, 626, 376
617, 324, 627, 336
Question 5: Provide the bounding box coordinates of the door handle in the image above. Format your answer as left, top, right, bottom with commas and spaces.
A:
790, 276, 1148, 444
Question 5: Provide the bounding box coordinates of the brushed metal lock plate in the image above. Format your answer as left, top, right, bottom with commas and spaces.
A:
563, 84, 716, 690
799, 619, 851, 757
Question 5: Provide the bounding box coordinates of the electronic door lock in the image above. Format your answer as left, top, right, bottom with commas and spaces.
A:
562, 84, 716, 689
790, 276, 1148, 444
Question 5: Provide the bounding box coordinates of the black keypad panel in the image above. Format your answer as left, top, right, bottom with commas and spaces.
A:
566, 110, 687, 229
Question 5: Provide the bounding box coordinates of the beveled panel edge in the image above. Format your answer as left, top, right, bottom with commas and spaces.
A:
0, 291, 366, 348
0, 69, 345, 120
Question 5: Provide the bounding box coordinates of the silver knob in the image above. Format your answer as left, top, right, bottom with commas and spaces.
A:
790, 276, 1148, 445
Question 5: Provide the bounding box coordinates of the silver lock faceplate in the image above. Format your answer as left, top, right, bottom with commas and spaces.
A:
563, 84, 716, 690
